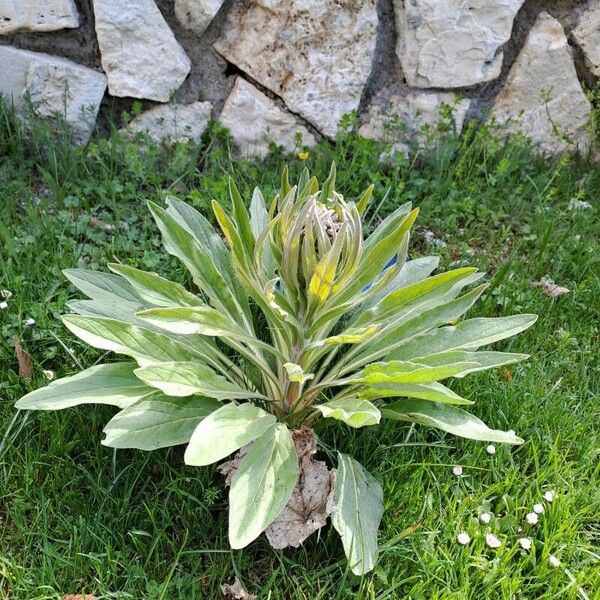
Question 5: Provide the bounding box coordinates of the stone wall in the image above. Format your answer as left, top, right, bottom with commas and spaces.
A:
1, 0, 598, 155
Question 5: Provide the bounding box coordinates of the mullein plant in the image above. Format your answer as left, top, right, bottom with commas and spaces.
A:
16, 165, 536, 574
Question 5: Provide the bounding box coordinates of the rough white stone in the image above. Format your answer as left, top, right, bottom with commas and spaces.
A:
219, 77, 316, 158
214, 0, 378, 138
124, 101, 212, 144
0, 45, 106, 143
93, 0, 190, 102
359, 91, 471, 142
175, 0, 224, 35
394, 0, 525, 88
0, 0, 78, 34
572, 1, 600, 78
491, 12, 592, 155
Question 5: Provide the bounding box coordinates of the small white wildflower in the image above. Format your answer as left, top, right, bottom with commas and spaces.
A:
526, 512, 539, 525
519, 537, 532, 550
479, 512, 492, 524
548, 555, 561, 568
486, 444, 496, 455
452, 466, 463, 476
485, 533, 502, 549
568, 198, 592, 210
543, 490, 555, 503
43, 370, 55, 381
25, 318, 36, 326
0, 301, 7, 310
0, 290, 11, 299
533, 503, 544, 514
457, 532, 471, 545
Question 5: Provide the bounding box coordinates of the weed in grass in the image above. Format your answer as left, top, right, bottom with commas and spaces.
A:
0, 97, 598, 599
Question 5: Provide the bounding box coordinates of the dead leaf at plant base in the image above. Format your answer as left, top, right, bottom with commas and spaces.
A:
221, 577, 256, 600
219, 428, 336, 549
13, 335, 33, 379
62, 595, 97, 600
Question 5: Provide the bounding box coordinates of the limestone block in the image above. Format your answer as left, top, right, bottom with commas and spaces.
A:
0, 45, 106, 143
93, 0, 191, 102
219, 77, 316, 158
124, 101, 212, 144
174, 0, 224, 36
491, 12, 591, 155
572, 1, 600, 78
214, 0, 378, 138
0, 0, 78, 34
394, 0, 525, 88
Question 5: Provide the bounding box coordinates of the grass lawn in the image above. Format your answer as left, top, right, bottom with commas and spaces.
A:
0, 106, 599, 599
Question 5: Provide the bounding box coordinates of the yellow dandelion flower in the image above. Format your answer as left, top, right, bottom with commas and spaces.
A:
297, 151, 310, 161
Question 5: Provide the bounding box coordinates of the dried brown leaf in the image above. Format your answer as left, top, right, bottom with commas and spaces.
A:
13, 335, 33, 379
62, 595, 97, 600
220, 578, 256, 600
533, 276, 570, 298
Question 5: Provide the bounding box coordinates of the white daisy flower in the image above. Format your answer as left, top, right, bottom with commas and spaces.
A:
548, 555, 560, 568
485, 533, 502, 549
533, 503, 544, 514
543, 490, 555, 503
0, 301, 7, 310
452, 466, 463, 476
25, 318, 35, 326
479, 512, 492, 524
518, 537, 532, 550
526, 512, 539, 525
43, 370, 55, 381
457, 532, 471, 545
486, 444, 496, 455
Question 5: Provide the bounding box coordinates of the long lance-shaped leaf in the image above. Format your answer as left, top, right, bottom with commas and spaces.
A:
63, 269, 142, 306
360, 381, 471, 405
361, 255, 440, 310
229, 423, 298, 549
250, 187, 275, 275
382, 399, 524, 444
332, 453, 383, 576
62, 315, 203, 367
102, 393, 220, 450
387, 315, 538, 361
134, 362, 261, 400
108, 264, 202, 308
184, 402, 276, 466
355, 268, 483, 329
229, 177, 256, 255
319, 162, 336, 203
358, 360, 482, 385
338, 284, 488, 378
164, 196, 248, 311
363, 201, 413, 251
355, 184, 374, 215
16, 363, 153, 410
149, 201, 250, 330
414, 350, 530, 378
316, 398, 381, 428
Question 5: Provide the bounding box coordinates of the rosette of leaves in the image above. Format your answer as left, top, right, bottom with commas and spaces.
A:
16, 165, 536, 575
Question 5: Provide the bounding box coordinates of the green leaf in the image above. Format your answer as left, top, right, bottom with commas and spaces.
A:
137, 306, 239, 336
16, 363, 152, 410
108, 264, 202, 308
332, 453, 383, 575
229, 423, 298, 549
316, 398, 380, 428
184, 402, 276, 466
134, 362, 257, 400
62, 315, 198, 366
388, 315, 538, 361
414, 350, 530, 378
361, 381, 471, 405
360, 360, 481, 384
63, 269, 141, 306
102, 393, 220, 450
382, 399, 524, 444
